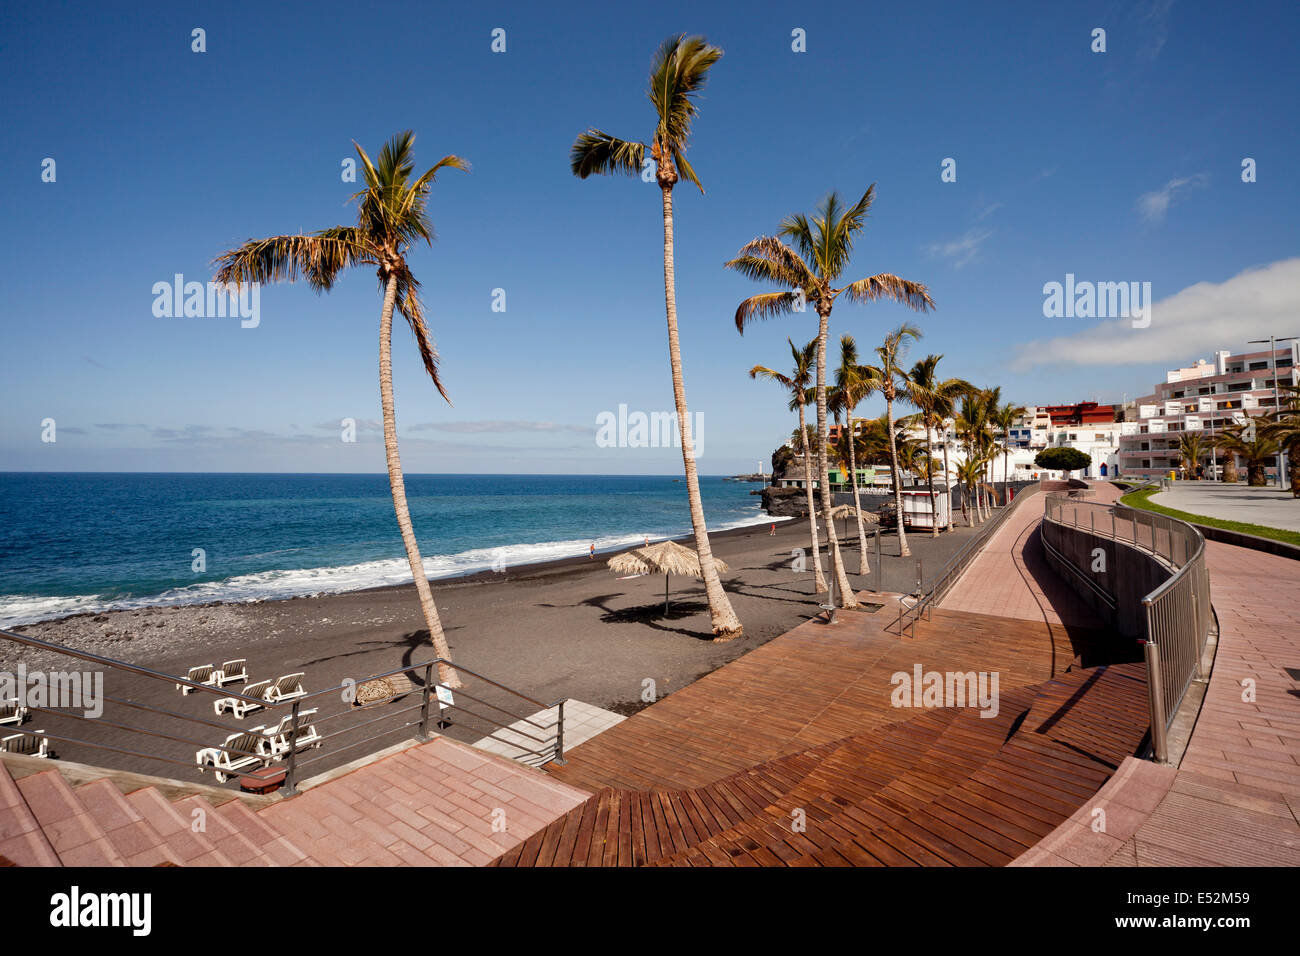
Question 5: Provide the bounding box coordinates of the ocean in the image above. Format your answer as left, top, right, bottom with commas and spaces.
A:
0, 473, 777, 627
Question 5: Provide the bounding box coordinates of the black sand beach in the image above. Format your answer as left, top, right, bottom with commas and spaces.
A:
4, 513, 993, 781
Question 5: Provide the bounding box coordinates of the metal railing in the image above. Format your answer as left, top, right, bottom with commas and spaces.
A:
892, 481, 1043, 638
1041, 491, 1212, 763
0, 627, 568, 794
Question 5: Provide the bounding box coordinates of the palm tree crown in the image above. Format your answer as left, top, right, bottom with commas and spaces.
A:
214, 131, 467, 401
570, 34, 720, 192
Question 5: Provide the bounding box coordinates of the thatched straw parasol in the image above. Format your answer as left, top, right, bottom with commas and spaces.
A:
607, 540, 729, 616
829, 503, 878, 537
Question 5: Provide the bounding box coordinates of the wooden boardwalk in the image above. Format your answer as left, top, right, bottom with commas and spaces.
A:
492, 589, 1149, 866
540, 603, 1113, 793
495, 659, 1149, 866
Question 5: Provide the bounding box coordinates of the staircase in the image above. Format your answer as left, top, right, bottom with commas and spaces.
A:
0, 735, 590, 867
491, 662, 1150, 866
0, 760, 313, 867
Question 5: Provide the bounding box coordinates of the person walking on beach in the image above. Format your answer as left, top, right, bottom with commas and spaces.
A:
769, 523, 776, 536
590, 543, 596, 559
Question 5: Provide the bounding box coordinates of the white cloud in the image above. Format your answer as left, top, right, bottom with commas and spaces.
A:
1139, 0, 1176, 62
408, 420, 590, 435
925, 228, 993, 269
1137, 173, 1206, 223
1011, 258, 1300, 369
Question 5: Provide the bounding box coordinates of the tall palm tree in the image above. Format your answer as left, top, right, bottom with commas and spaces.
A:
865, 324, 923, 556
750, 338, 827, 591
213, 131, 466, 688
978, 387, 1003, 510
727, 188, 933, 607
993, 400, 1026, 503
833, 335, 879, 573
904, 355, 971, 537
956, 392, 990, 522
570, 35, 741, 640
955, 458, 983, 527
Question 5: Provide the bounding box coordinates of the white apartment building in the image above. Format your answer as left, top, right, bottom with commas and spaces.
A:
1116, 344, 1298, 481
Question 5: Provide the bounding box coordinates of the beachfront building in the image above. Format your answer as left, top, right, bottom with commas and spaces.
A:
1116, 344, 1298, 481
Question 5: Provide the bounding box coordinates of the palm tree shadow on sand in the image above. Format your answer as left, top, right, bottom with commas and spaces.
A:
297, 628, 453, 691
571, 592, 717, 641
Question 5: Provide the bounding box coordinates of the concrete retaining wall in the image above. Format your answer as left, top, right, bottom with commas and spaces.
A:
1041, 519, 1174, 638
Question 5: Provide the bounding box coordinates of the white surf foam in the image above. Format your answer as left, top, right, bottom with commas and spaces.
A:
0, 508, 788, 627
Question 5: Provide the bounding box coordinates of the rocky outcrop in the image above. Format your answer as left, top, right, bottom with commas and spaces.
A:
754, 485, 810, 518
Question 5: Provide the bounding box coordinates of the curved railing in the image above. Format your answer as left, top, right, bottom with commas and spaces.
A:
1042, 493, 1212, 762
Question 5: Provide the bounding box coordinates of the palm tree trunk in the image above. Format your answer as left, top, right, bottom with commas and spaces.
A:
799, 406, 827, 592
1003, 448, 1009, 506
942, 433, 954, 531
660, 185, 742, 640
925, 423, 938, 538
815, 303, 857, 608
887, 397, 910, 557
379, 274, 461, 689
847, 418, 870, 574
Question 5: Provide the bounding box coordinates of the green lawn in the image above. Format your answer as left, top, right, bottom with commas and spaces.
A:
1119, 485, 1300, 548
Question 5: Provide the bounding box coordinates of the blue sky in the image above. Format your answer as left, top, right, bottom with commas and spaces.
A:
2, 0, 1297, 475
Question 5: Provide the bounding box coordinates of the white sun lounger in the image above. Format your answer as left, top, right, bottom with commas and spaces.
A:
260, 709, 322, 759
196, 728, 270, 783
213, 680, 272, 718
177, 664, 216, 695
264, 673, 306, 705
0, 698, 29, 727
1, 730, 51, 758
214, 659, 248, 687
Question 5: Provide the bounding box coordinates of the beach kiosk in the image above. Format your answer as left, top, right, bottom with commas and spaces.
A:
899, 488, 951, 530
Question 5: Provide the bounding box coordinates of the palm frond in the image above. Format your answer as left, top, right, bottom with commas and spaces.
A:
212, 231, 368, 292
840, 274, 935, 311
570, 130, 645, 179
733, 291, 802, 333
391, 265, 451, 405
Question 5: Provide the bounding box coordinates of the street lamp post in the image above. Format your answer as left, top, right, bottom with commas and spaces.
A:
1248, 335, 1299, 489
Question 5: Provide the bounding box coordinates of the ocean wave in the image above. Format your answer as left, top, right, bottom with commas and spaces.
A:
0, 509, 787, 627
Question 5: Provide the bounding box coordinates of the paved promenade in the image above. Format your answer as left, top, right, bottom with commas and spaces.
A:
1150, 481, 1300, 532
939, 487, 1103, 629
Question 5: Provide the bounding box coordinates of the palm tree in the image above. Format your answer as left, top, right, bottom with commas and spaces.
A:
570, 35, 741, 640
750, 338, 827, 591
904, 355, 972, 536
1215, 423, 1280, 487
993, 400, 1026, 504
1177, 432, 1209, 478
1260, 384, 1300, 497
833, 335, 879, 573
727, 188, 933, 607
956, 392, 990, 522
213, 131, 466, 688
977, 387, 1003, 510
955, 459, 983, 527
866, 324, 924, 556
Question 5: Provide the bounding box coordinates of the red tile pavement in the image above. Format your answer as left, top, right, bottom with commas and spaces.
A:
940, 487, 1104, 629
259, 735, 590, 866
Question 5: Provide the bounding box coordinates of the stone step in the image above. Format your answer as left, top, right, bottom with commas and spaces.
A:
16, 770, 124, 866
125, 787, 234, 866
171, 795, 274, 867
0, 762, 61, 867
73, 778, 181, 867
214, 798, 317, 867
